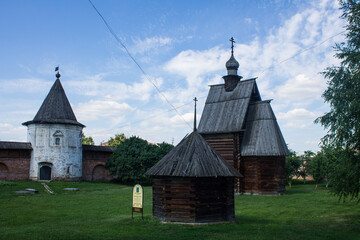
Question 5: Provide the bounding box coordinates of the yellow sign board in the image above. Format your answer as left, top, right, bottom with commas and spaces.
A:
132, 184, 143, 209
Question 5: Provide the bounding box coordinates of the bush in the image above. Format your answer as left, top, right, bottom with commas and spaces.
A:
105, 136, 173, 184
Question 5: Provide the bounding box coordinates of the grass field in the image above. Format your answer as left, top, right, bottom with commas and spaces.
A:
0, 181, 359, 240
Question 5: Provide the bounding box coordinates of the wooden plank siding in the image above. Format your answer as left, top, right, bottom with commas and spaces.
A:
152, 177, 236, 223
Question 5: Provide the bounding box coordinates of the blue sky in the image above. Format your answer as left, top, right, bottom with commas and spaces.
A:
0, 0, 346, 154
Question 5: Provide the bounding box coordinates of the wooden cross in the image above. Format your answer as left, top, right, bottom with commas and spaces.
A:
230, 37, 235, 54
193, 97, 198, 132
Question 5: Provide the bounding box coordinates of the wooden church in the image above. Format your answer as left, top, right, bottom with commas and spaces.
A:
198, 38, 288, 195
145, 130, 241, 223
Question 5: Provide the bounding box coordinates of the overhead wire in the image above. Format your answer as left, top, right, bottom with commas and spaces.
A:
88, 0, 192, 130
89, 94, 208, 136
256, 30, 346, 76
87, 0, 346, 139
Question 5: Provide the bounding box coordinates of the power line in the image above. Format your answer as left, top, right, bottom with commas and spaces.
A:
257, 30, 346, 76
88, 0, 192, 130
88, 95, 208, 136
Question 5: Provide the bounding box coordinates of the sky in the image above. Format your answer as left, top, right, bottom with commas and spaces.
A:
0, 0, 346, 154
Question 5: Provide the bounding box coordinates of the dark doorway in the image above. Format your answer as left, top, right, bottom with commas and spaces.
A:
40, 166, 51, 180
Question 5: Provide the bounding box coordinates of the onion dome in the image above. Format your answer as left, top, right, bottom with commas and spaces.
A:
226, 53, 240, 75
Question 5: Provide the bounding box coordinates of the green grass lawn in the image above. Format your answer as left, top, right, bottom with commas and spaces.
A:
0, 181, 359, 240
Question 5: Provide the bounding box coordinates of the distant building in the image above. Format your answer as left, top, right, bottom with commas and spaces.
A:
0, 71, 114, 181
198, 40, 288, 195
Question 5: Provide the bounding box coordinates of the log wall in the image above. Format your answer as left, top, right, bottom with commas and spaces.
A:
240, 156, 285, 195
202, 133, 286, 195
202, 133, 242, 192
152, 177, 235, 223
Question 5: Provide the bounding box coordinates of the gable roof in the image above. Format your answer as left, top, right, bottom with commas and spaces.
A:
241, 101, 289, 156
198, 78, 260, 134
145, 131, 242, 177
23, 79, 84, 127
0, 141, 32, 150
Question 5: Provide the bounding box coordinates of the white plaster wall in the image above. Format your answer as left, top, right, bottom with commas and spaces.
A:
27, 123, 83, 180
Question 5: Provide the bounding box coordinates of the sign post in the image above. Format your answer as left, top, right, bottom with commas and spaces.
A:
132, 184, 143, 219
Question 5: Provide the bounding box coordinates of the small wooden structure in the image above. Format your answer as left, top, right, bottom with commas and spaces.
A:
198, 39, 288, 195
145, 131, 241, 223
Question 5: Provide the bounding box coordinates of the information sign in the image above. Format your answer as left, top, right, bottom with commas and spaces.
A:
132, 184, 143, 218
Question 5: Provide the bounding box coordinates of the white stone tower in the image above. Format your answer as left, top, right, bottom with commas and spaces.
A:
23, 69, 85, 181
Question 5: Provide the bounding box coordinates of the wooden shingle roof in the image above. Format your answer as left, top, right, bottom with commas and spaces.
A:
145, 131, 242, 177
23, 79, 84, 127
241, 101, 289, 156
198, 78, 260, 134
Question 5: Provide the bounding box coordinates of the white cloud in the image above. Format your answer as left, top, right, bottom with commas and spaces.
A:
244, 18, 252, 24
75, 100, 135, 122
0, 78, 51, 93
0, 123, 26, 142
67, 74, 163, 102
275, 74, 325, 103
0, 0, 346, 153
131, 36, 172, 54
164, 46, 228, 87
278, 108, 319, 129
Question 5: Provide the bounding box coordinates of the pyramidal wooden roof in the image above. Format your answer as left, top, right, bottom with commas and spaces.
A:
241, 101, 289, 156
145, 131, 242, 177
23, 79, 84, 127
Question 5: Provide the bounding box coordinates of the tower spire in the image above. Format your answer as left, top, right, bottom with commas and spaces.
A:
193, 97, 198, 132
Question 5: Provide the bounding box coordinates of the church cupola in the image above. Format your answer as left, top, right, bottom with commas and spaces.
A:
223, 37, 242, 92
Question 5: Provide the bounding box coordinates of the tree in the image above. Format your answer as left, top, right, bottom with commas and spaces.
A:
105, 136, 174, 184
308, 146, 334, 188
156, 142, 175, 158
308, 152, 327, 187
298, 150, 315, 184
285, 149, 301, 187
315, 0, 360, 150
315, 0, 360, 201
82, 132, 94, 145
107, 133, 126, 146
327, 148, 360, 201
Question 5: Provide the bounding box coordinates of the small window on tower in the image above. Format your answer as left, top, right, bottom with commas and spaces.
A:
55, 137, 60, 145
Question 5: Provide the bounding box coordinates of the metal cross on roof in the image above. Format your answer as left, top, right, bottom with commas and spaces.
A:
193, 97, 198, 132
230, 37, 235, 54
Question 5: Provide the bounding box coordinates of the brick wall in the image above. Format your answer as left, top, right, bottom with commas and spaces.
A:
0, 149, 31, 180
82, 150, 114, 181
